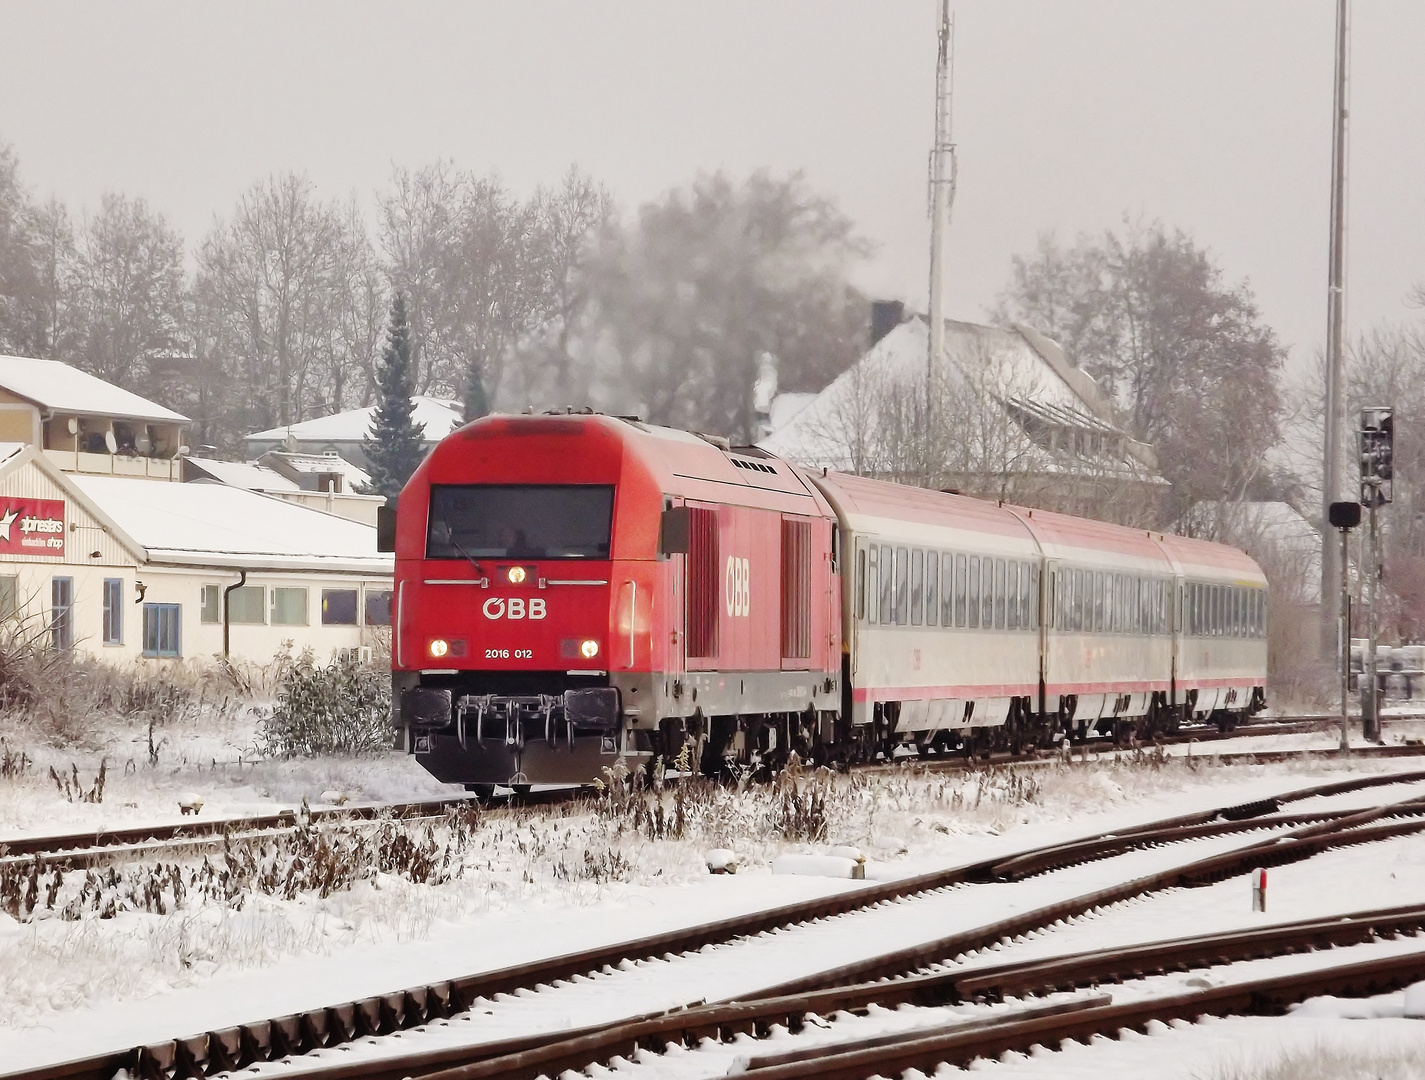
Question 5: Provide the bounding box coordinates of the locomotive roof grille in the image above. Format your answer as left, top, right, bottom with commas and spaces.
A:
730, 457, 778, 475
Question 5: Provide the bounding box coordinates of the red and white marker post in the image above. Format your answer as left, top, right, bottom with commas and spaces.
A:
1252, 867, 1268, 912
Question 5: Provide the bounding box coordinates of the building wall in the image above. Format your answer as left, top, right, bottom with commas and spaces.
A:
0, 459, 391, 669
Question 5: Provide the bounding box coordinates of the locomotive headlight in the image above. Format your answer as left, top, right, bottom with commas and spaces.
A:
429, 638, 450, 658
580, 639, 600, 659
507, 566, 527, 584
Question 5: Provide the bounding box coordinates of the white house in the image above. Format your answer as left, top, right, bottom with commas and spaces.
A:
759, 316, 1166, 503
244, 396, 463, 472
2, 445, 392, 665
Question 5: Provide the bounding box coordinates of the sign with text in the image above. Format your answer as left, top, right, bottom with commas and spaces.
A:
0, 498, 66, 557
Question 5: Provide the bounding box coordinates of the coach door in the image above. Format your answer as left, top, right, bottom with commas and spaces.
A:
1040, 559, 1059, 716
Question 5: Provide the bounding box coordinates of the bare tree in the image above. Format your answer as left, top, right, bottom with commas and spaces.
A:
592, 170, 870, 440
194, 173, 369, 437
67, 193, 186, 393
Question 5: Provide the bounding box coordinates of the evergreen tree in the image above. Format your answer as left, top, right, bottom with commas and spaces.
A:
363, 294, 427, 500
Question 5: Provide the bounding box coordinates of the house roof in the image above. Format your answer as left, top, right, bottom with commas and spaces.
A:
0, 355, 189, 424
66, 473, 391, 573
759, 317, 1163, 484
260, 450, 372, 490
245, 397, 463, 444
184, 457, 300, 492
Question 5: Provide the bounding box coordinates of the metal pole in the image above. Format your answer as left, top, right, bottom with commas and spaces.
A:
1321, 0, 1351, 659
926, 0, 955, 462
1363, 499, 1378, 740
1339, 526, 1350, 750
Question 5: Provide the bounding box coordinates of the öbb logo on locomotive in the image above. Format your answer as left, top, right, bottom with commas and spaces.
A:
481, 597, 547, 620
725, 555, 750, 617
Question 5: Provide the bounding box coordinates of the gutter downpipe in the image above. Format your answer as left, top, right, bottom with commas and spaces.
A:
223, 569, 248, 659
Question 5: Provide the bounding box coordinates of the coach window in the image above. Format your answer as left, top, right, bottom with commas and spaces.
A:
967, 557, 981, 628
856, 548, 867, 621
866, 546, 878, 623
1005, 561, 1020, 630
978, 558, 988, 628
990, 559, 1004, 629
910, 548, 924, 625
954, 554, 967, 627
894, 546, 910, 625
981, 557, 994, 629
1029, 564, 1041, 629
879, 544, 894, 624
925, 551, 938, 627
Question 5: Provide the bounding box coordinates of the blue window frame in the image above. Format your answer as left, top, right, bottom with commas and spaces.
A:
142, 603, 181, 658
103, 578, 123, 645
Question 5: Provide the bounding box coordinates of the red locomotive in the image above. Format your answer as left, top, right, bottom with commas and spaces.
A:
383, 414, 1267, 794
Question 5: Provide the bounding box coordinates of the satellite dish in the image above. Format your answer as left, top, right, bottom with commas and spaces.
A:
104, 430, 118, 454
67, 418, 79, 435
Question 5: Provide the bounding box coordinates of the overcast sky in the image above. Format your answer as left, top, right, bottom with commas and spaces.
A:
2, 1, 1421, 373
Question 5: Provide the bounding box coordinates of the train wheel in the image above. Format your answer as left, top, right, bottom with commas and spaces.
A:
510, 784, 532, 798
465, 784, 495, 802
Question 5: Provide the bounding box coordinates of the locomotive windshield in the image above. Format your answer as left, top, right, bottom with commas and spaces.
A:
426, 484, 614, 560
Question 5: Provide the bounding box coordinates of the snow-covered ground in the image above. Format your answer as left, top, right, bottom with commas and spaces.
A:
4, 713, 1425, 1077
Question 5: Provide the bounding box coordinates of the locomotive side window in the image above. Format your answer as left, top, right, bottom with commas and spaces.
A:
426, 484, 614, 560
925, 551, 938, 626
880, 544, 894, 624
910, 548, 924, 626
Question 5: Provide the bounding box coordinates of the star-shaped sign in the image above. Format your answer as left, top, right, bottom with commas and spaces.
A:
0, 508, 16, 542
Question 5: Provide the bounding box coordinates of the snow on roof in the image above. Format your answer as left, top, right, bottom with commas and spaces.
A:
184, 457, 300, 492
261, 451, 372, 489
758, 318, 1161, 483
67, 474, 391, 573
245, 397, 463, 444
0, 355, 189, 423
0, 443, 25, 468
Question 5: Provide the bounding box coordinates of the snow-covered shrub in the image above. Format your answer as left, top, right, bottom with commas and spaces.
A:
258, 648, 390, 757
0, 610, 246, 747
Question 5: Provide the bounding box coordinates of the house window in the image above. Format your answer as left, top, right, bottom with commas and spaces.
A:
322, 589, 359, 625
200, 584, 221, 624
365, 589, 392, 626
271, 587, 308, 626
0, 575, 15, 619
142, 603, 181, 657
103, 578, 123, 645
228, 585, 265, 624
52, 577, 74, 650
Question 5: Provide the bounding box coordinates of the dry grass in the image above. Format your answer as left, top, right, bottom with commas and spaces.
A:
1201, 1041, 1425, 1080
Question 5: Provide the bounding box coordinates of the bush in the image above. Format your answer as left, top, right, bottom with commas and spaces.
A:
258, 648, 390, 757
0, 610, 246, 747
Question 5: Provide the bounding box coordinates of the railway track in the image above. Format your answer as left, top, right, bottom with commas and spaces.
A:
13, 769, 1425, 1080
5, 719, 1398, 871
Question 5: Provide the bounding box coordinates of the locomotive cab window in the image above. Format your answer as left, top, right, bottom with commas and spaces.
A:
427, 484, 615, 560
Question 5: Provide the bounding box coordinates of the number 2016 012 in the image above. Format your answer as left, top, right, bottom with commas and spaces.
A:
486, 648, 533, 659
